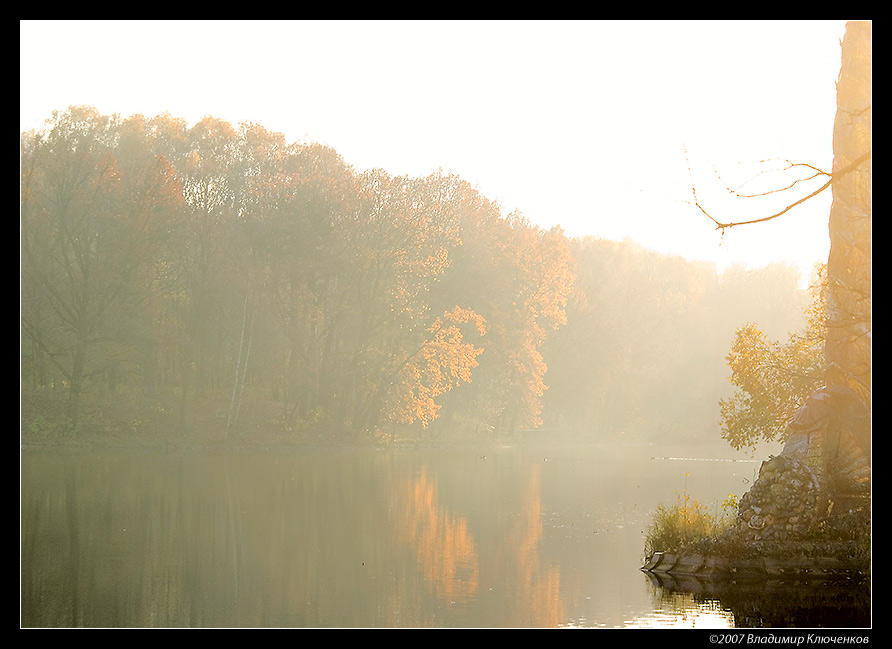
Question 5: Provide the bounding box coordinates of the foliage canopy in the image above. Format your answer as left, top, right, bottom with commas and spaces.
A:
719, 266, 827, 450
21, 106, 814, 445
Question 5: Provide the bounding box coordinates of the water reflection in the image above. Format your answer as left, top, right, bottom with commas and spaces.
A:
21, 447, 567, 627
393, 458, 564, 626
20, 444, 869, 628
397, 469, 480, 604
624, 592, 735, 628
642, 572, 871, 628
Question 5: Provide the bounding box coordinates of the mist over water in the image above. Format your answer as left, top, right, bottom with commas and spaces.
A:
26, 438, 856, 629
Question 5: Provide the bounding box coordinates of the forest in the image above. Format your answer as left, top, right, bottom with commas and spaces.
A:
21, 106, 818, 447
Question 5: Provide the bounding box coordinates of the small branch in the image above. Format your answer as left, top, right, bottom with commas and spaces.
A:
716, 160, 830, 199
695, 150, 870, 232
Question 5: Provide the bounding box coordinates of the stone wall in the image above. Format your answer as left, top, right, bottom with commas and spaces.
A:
735, 455, 825, 542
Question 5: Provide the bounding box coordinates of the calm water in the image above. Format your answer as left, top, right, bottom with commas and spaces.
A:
20, 440, 869, 628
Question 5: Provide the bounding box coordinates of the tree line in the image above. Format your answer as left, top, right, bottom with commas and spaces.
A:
20, 106, 815, 445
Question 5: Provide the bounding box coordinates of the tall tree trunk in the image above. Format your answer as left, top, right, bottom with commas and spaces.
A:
826, 20, 871, 409
779, 21, 871, 494
227, 289, 256, 434
66, 340, 86, 425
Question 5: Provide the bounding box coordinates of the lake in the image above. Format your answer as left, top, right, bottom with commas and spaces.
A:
20, 440, 869, 628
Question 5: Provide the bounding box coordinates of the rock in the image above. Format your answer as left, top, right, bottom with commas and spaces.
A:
733, 455, 828, 542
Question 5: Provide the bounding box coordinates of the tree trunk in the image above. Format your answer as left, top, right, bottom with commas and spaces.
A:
826, 20, 872, 410
779, 21, 871, 496
66, 341, 86, 425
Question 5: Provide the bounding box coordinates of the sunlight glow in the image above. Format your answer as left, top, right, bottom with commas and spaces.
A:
20, 20, 848, 282
623, 607, 736, 629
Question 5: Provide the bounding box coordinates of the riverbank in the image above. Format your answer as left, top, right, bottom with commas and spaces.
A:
641, 509, 870, 587
642, 545, 869, 581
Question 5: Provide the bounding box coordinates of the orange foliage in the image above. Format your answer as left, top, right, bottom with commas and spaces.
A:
388, 307, 486, 427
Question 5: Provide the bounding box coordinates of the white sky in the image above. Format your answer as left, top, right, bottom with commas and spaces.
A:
20, 20, 852, 284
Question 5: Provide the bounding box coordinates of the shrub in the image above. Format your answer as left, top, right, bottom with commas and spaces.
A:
644, 491, 737, 557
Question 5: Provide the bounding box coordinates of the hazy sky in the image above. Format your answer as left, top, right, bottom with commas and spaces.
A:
20, 20, 851, 283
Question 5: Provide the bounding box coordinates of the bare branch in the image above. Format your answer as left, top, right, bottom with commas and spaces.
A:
715, 160, 830, 199
694, 150, 871, 232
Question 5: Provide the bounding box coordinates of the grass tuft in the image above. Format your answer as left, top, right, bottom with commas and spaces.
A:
644, 490, 737, 557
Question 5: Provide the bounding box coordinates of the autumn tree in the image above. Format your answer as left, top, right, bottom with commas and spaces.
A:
429, 196, 574, 435
695, 23, 869, 478
241, 139, 361, 430
21, 107, 183, 426
377, 306, 486, 429
175, 116, 248, 400
719, 266, 828, 450
538, 236, 812, 441
336, 169, 469, 435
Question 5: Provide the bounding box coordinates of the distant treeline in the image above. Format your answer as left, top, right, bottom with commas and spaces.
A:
20, 107, 812, 444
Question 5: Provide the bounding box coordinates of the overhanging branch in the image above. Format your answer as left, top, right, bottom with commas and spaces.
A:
696, 150, 871, 232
